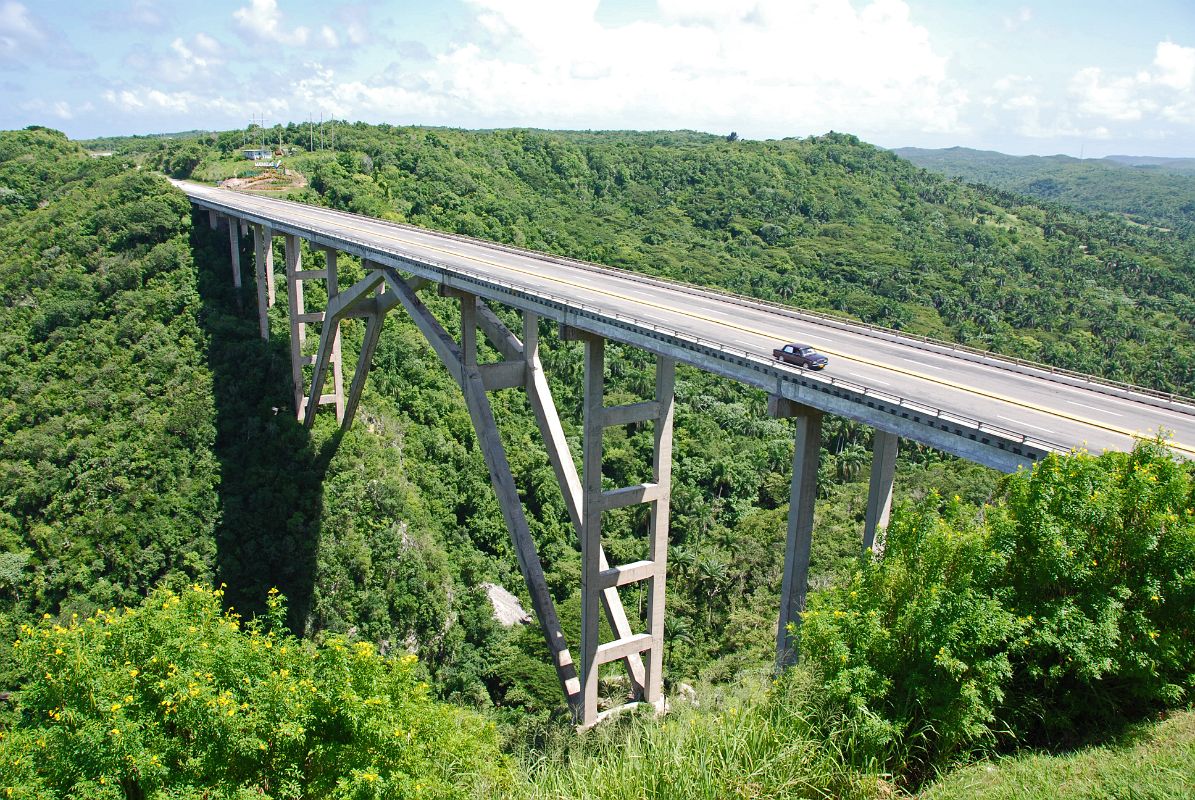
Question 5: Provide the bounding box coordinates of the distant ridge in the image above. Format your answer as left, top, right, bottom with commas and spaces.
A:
892, 146, 1195, 228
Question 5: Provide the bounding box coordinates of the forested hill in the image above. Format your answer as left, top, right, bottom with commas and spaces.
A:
0, 126, 1193, 795
894, 145, 1195, 232
163, 124, 1195, 395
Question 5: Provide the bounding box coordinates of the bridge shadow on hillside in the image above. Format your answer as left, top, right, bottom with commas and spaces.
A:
191, 213, 332, 632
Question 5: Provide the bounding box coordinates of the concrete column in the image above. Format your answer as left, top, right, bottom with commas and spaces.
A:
264, 226, 276, 307
227, 220, 242, 289
252, 223, 270, 340
285, 234, 306, 417
774, 400, 823, 671
580, 335, 605, 727
522, 313, 647, 700
326, 250, 345, 422
207, 210, 218, 230
863, 430, 899, 556
645, 356, 675, 705
460, 293, 477, 367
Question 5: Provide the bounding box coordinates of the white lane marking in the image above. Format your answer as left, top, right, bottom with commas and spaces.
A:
1067, 400, 1122, 417
867, 377, 892, 386
902, 357, 946, 371
998, 414, 1053, 433
801, 334, 831, 342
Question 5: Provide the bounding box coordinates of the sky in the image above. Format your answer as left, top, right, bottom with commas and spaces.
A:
1, 0, 1193, 157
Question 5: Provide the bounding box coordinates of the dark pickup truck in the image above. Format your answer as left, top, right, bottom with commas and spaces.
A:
773, 343, 829, 370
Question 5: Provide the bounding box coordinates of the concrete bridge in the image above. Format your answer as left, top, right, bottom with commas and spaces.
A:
177, 180, 1195, 727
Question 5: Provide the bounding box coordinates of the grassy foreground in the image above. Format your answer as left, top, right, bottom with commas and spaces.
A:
514, 689, 1194, 800
918, 711, 1195, 800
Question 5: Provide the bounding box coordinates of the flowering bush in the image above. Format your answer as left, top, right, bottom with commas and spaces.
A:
800, 440, 1195, 781
0, 585, 511, 798
800, 492, 1019, 781
992, 439, 1195, 740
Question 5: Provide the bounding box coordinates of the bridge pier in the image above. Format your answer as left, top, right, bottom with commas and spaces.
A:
568, 327, 675, 727
863, 430, 898, 555
769, 396, 823, 671
227, 219, 242, 290
251, 224, 273, 340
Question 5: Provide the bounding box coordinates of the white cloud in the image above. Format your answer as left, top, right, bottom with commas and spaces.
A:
154, 34, 223, 83
1153, 41, 1195, 91
233, 0, 308, 46
1069, 41, 1193, 125
320, 25, 339, 48
19, 97, 93, 120
1071, 66, 1153, 121
103, 87, 238, 115
127, 0, 165, 30
361, 0, 965, 138
0, 1, 45, 64
1002, 6, 1032, 32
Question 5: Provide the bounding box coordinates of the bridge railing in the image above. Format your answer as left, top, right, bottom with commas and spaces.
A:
215, 186, 1195, 414
191, 192, 1075, 458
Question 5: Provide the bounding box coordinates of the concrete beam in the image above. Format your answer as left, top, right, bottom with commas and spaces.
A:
773, 401, 823, 671
863, 430, 899, 556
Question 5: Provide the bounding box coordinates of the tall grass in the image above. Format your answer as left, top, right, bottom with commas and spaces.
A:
517, 669, 882, 800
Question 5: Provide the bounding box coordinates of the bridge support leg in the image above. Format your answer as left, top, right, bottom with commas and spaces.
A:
227, 219, 242, 290
383, 276, 581, 712
264, 226, 276, 307
208, 210, 218, 230
477, 307, 648, 702
575, 329, 674, 727
252, 223, 270, 340
323, 250, 345, 422
284, 235, 307, 417
863, 430, 898, 556
769, 396, 823, 671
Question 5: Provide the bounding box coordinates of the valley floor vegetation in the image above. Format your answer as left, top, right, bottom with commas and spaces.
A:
0, 126, 1191, 796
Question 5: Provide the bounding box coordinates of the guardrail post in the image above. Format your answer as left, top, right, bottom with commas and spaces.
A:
769, 396, 823, 671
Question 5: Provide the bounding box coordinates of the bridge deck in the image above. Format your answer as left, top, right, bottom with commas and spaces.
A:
177, 180, 1195, 471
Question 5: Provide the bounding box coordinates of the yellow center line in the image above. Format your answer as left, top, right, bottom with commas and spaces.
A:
205, 188, 1195, 456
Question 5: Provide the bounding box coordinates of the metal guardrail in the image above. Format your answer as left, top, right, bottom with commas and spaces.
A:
250, 191, 1193, 413
189, 189, 1071, 461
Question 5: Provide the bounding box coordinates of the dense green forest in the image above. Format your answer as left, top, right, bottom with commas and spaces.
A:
895, 146, 1195, 235
0, 125, 1192, 796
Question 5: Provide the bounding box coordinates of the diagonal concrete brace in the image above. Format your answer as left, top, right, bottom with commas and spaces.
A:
380, 270, 582, 712
477, 303, 648, 698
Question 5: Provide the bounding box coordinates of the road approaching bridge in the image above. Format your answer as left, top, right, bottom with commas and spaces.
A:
177, 179, 1195, 726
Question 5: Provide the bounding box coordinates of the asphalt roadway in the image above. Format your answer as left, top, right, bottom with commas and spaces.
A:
177, 181, 1195, 464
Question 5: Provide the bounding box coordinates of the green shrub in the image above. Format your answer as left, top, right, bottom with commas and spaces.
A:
992, 440, 1195, 741
0, 585, 512, 798
800, 441, 1195, 781
800, 493, 1019, 781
